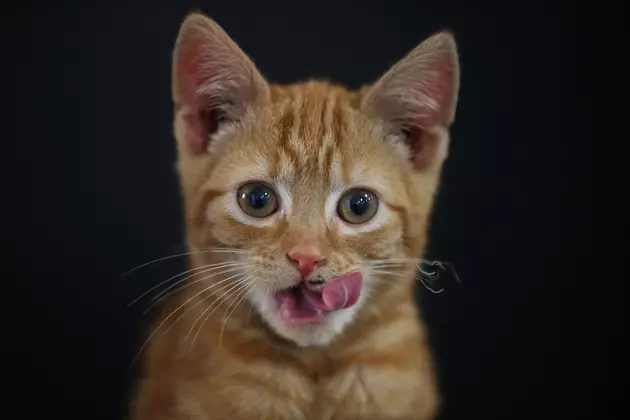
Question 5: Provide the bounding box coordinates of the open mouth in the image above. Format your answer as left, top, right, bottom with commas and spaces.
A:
274, 272, 363, 324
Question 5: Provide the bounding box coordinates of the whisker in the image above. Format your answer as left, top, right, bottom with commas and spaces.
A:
218, 286, 253, 348
126, 273, 246, 372
365, 262, 416, 271
422, 260, 462, 284
141, 264, 253, 313
188, 274, 256, 347
368, 260, 409, 264
191, 269, 260, 345
418, 266, 437, 277
220, 281, 251, 328
185, 276, 252, 342
219, 274, 259, 347
366, 264, 410, 271
417, 271, 446, 293
150, 262, 252, 301
418, 279, 444, 294
363, 269, 408, 278
163, 271, 252, 337
122, 247, 252, 277
366, 258, 460, 289
367, 258, 419, 264
367, 258, 453, 268
365, 269, 445, 294
127, 261, 250, 307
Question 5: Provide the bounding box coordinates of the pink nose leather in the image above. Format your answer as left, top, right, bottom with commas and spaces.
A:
287, 245, 326, 279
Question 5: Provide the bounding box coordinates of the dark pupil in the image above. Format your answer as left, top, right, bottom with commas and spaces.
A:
248, 188, 270, 210
348, 193, 371, 215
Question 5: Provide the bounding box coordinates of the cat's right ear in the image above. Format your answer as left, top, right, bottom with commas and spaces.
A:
172, 12, 270, 154
360, 32, 460, 171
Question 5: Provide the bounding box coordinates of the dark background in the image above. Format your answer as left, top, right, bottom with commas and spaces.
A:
4, 1, 606, 419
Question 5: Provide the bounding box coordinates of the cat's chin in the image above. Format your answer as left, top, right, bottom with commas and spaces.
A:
249, 286, 364, 348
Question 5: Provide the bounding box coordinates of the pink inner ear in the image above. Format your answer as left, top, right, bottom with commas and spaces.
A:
406, 126, 442, 169
410, 55, 456, 130
174, 37, 223, 154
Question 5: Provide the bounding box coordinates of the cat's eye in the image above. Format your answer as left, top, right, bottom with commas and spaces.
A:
237, 182, 279, 218
337, 189, 379, 224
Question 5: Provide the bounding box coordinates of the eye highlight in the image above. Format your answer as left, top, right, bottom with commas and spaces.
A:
237, 182, 279, 218
337, 189, 379, 224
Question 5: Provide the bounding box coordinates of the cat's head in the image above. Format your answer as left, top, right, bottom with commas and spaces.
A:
171, 13, 459, 347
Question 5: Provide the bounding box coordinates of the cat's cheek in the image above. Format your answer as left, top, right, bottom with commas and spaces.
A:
207, 226, 238, 247
201, 199, 247, 245
342, 222, 405, 261
209, 217, 265, 246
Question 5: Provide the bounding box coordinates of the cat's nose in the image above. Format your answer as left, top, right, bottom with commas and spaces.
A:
287, 245, 326, 279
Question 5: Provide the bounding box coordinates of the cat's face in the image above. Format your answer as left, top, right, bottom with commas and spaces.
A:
186, 85, 433, 346
171, 14, 459, 346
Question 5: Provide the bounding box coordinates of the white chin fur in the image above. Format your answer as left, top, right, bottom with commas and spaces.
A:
248, 287, 365, 347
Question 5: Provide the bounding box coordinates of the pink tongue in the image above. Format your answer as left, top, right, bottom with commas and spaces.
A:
320, 272, 363, 311
276, 272, 364, 324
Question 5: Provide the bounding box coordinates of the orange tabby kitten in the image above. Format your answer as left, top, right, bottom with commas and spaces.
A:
130, 11, 459, 420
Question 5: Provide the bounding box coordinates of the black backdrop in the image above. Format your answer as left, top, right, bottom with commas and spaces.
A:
4, 1, 603, 419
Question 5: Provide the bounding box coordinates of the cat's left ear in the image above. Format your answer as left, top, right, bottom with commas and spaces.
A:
361, 31, 460, 171
172, 12, 270, 154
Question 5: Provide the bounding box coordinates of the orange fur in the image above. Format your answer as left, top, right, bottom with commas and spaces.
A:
130, 11, 459, 420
